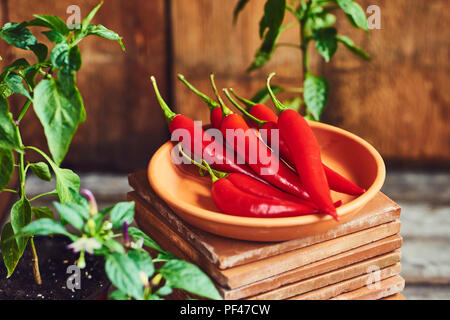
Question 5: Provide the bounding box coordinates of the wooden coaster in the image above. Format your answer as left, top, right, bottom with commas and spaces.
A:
222, 238, 402, 299
129, 191, 401, 289
290, 268, 403, 300
331, 275, 406, 300
129, 171, 401, 270
247, 251, 401, 300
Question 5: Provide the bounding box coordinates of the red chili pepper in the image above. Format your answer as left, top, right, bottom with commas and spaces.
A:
183, 76, 312, 201
230, 88, 278, 129
267, 73, 338, 220
178, 74, 226, 129
228, 88, 366, 196
197, 161, 317, 218
151, 76, 266, 184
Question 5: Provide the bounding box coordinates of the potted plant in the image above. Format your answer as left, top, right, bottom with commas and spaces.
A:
0, 2, 125, 298
233, 0, 370, 120
15, 189, 221, 300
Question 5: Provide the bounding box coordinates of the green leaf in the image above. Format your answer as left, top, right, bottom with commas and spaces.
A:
0, 223, 21, 277
105, 253, 144, 300
103, 238, 125, 254
33, 78, 84, 165
154, 251, 178, 263
110, 202, 135, 228
82, 1, 104, 31
128, 249, 154, 278
251, 85, 284, 104
30, 43, 48, 62
159, 260, 222, 300
54, 202, 85, 231
282, 96, 303, 112
29, 162, 52, 181
50, 43, 82, 72
0, 96, 21, 152
20, 218, 74, 239
5, 73, 32, 100
29, 15, 70, 35
336, 0, 368, 32
31, 206, 55, 220
2, 58, 30, 73
0, 22, 37, 49
42, 30, 66, 44
303, 73, 329, 121
233, 0, 251, 25
10, 198, 31, 256
128, 227, 163, 253
0, 82, 13, 99
336, 34, 370, 60
85, 25, 125, 51
109, 289, 129, 300
0, 149, 14, 189
313, 27, 338, 62
155, 285, 173, 296
305, 12, 336, 33
52, 166, 81, 204
248, 0, 286, 71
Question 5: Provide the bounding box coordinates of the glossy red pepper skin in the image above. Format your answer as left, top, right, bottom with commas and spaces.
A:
169, 115, 267, 183
219, 113, 310, 200
278, 110, 338, 220
247, 104, 278, 128
226, 173, 316, 208
212, 178, 317, 218
244, 106, 365, 196
210, 107, 223, 129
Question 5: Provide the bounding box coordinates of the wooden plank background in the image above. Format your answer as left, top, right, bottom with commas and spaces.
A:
1, 0, 449, 172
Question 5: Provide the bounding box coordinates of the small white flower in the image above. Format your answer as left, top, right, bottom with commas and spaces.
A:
67, 237, 102, 254
131, 237, 144, 250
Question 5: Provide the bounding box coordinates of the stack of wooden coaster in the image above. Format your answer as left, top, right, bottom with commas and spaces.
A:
128, 171, 405, 300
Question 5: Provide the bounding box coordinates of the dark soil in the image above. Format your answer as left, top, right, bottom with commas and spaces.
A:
0, 235, 109, 300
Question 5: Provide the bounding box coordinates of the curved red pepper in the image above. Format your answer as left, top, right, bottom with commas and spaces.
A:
226, 173, 316, 208
229, 88, 366, 196
151, 76, 266, 184
212, 178, 316, 218
267, 74, 338, 220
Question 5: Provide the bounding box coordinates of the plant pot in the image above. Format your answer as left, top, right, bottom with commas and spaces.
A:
0, 235, 109, 300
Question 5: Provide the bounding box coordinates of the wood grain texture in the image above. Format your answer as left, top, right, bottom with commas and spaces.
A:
129, 170, 401, 269
130, 188, 402, 289
248, 251, 401, 300
171, 0, 450, 165
291, 267, 403, 300
2, 0, 170, 171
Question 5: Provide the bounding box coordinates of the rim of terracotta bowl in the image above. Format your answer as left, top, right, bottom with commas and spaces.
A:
148, 121, 386, 228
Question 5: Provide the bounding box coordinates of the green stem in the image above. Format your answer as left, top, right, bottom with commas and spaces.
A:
177, 144, 227, 179
229, 88, 256, 110
17, 99, 32, 123
209, 74, 232, 116
0, 189, 18, 194
30, 237, 42, 285
177, 74, 221, 111
222, 89, 266, 128
267, 73, 288, 113
29, 190, 58, 202
150, 76, 176, 124
201, 160, 219, 183
25, 146, 53, 165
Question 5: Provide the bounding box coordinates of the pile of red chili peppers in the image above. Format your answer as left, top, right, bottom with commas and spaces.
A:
151, 73, 366, 221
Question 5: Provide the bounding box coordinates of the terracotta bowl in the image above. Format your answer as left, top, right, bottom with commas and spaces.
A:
147, 121, 385, 242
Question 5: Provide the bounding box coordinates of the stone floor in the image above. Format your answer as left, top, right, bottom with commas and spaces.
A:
24, 169, 450, 300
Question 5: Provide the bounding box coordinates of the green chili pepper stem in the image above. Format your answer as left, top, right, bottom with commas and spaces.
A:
223, 89, 266, 128
209, 73, 233, 116
201, 160, 219, 183
267, 73, 288, 113
177, 144, 227, 180
229, 88, 256, 110
177, 74, 220, 111
150, 76, 176, 123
